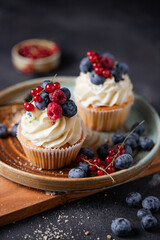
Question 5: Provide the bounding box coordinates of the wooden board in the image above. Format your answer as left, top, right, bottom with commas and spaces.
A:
0, 148, 160, 227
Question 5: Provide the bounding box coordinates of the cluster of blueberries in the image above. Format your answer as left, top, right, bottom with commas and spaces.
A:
0, 123, 18, 138
111, 193, 160, 237
68, 122, 154, 178
80, 52, 129, 84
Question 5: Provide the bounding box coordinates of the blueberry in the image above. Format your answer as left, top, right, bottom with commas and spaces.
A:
137, 208, 152, 220
131, 122, 145, 136
41, 80, 51, 89
61, 87, 71, 100
141, 215, 158, 231
68, 168, 86, 178
114, 154, 133, 169
0, 124, 8, 138
125, 138, 138, 150
142, 196, 160, 212
35, 99, 48, 110
124, 144, 132, 155
102, 52, 115, 60
11, 123, 19, 137
79, 57, 92, 73
125, 132, 139, 143
126, 192, 142, 207
97, 144, 111, 161
111, 218, 132, 237
79, 147, 94, 159
40, 92, 50, 105
112, 133, 125, 145
139, 137, 154, 151
116, 62, 129, 74
78, 162, 89, 173
110, 68, 122, 82
90, 71, 106, 85
62, 100, 77, 118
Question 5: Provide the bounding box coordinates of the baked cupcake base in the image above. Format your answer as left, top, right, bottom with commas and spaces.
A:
17, 123, 87, 170
76, 96, 133, 132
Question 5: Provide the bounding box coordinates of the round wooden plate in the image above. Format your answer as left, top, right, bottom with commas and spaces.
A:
0, 77, 160, 192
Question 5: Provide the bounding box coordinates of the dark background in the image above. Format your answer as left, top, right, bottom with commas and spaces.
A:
0, 0, 160, 239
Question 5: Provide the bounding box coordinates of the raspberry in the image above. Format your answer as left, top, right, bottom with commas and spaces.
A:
47, 102, 62, 120
100, 56, 114, 70
49, 90, 67, 104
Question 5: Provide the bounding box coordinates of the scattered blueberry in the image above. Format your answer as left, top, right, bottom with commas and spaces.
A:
0, 124, 8, 138
78, 162, 89, 173
139, 137, 154, 151
11, 123, 19, 137
142, 196, 160, 212
126, 192, 142, 207
97, 144, 111, 161
141, 215, 158, 231
79, 147, 94, 159
114, 154, 133, 169
40, 92, 50, 105
61, 87, 71, 100
79, 57, 92, 73
112, 133, 125, 145
90, 71, 106, 85
35, 99, 48, 110
125, 132, 139, 143
125, 137, 138, 150
68, 168, 86, 178
131, 122, 145, 136
137, 208, 152, 220
111, 218, 132, 237
124, 144, 132, 155
116, 62, 129, 74
41, 80, 51, 89
62, 100, 77, 118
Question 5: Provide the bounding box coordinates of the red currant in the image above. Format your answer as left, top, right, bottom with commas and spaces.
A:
92, 62, 101, 69
108, 148, 116, 156
76, 155, 82, 163
93, 157, 101, 166
35, 86, 43, 93
53, 82, 61, 90
33, 95, 42, 102
25, 103, 35, 112
97, 170, 105, 176
86, 50, 95, 57
89, 165, 96, 172
94, 67, 103, 75
23, 102, 28, 108
117, 144, 124, 149
102, 69, 111, 78
88, 159, 93, 164
120, 149, 125, 155
115, 153, 121, 159
30, 89, 37, 96
106, 166, 115, 174
105, 156, 113, 163
45, 83, 54, 93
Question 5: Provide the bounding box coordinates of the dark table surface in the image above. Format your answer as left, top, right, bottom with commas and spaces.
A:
0, 0, 160, 239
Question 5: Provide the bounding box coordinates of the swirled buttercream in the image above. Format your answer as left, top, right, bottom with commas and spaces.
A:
74, 72, 133, 107
21, 107, 82, 148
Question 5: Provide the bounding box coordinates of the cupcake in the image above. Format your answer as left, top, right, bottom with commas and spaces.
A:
17, 79, 87, 169
74, 51, 134, 131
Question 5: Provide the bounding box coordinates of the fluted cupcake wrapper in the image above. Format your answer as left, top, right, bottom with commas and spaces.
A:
76, 98, 133, 132
17, 122, 87, 169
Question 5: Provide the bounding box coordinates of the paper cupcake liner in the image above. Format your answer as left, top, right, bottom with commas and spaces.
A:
76, 98, 133, 132
17, 122, 87, 169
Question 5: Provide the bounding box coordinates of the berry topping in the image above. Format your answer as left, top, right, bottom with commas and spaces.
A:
60, 87, 71, 100
90, 71, 105, 85
94, 67, 103, 75
0, 124, 8, 138
45, 83, 55, 93
86, 50, 95, 57
126, 192, 142, 207
25, 103, 35, 112
53, 82, 61, 90
116, 62, 129, 74
35, 86, 43, 93
11, 123, 19, 137
30, 89, 37, 96
102, 69, 112, 78
114, 154, 133, 169
40, 92, 50, 105
47, 102, 62, 121
80, 57, 92, 73
41, 80, 51, 89
111, 218, 132, 237
100, 56, 114, 70
61, 100, 77, 118
68, 168, 86, 178
35, 99, 48, 110
92, 62, 101, 69
33, 95, 42, 102
49, 89, 67, 105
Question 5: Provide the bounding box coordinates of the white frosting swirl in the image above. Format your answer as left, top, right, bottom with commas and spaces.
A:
74, 72, 133, 107
21, 107, 82, 148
